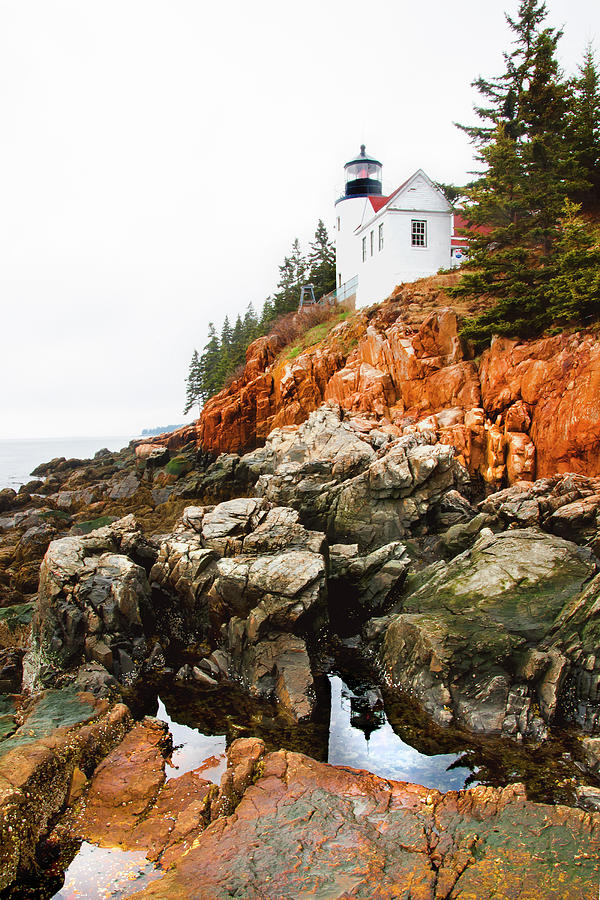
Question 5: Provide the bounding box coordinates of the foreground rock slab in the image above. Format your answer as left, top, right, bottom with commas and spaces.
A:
0, 688, 130, 890
67, 718, 215, 870
131, 738, 600, 900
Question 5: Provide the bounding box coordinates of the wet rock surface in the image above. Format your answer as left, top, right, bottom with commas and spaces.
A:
0, 687, 130, 891
371, 528, 598, 737
121, 737, 600, 900
64, 717, 215, 870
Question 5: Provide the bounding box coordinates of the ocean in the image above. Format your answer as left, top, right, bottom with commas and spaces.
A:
0, 436, 138, 492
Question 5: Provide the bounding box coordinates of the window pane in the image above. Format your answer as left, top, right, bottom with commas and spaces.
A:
411, 220, 427, 247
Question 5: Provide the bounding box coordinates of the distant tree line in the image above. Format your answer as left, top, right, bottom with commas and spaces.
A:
449, 0, 600, 346
141, 424, 185, 436
184, 220, 336, 415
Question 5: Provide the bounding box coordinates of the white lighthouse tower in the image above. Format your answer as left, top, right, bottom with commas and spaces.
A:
334, 145, 383, 293
334, 145, 454, 308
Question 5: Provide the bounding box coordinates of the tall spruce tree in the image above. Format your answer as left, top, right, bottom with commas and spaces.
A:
452, 0, 588, 344
272, 238, 307, 316
199, 323, 222, 398
229, 314, 246, 371
566, 44, 600, 207
243, 303, 259, 342
547, 200, 600, 325
307, 219, 336, 299
183, 349, 203, 415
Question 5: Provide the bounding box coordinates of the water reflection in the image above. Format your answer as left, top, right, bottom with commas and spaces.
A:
328, 675, 474, 791
156, 697, 227, 783
52, 842, 160, 900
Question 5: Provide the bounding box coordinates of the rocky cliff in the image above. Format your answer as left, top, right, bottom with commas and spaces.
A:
167, 274, 600, 490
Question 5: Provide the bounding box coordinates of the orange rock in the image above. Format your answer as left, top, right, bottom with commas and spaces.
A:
153, 281, 600, 487
131, 742, 600, 900
480, 333, 600, 477
506, 431, 536, 483
70, 717, 214, 868
483, 419, 506, 486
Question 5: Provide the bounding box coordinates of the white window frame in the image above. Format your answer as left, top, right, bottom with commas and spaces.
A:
411, 219, 427, 247
362, 236, 367, 262
370, 230, 374, 256
378, 222, 384, 251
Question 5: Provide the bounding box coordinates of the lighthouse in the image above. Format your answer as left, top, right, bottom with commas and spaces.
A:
334, 145, 454, 308
334, 145, 383, 293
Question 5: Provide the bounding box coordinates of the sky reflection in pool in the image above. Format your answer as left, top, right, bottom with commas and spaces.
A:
52, 842, 161, 899
328, 675, 474, 791
156, 697, 227, 782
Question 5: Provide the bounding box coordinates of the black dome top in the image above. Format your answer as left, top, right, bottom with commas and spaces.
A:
344, 144, 382, 169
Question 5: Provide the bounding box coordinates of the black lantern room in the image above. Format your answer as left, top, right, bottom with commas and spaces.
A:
343, 145, 382, 198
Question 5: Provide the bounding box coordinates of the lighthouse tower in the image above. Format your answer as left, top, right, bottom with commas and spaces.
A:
334, 145, 382, 292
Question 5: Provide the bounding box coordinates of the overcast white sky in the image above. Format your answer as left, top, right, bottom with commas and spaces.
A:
0, 0, 597, 438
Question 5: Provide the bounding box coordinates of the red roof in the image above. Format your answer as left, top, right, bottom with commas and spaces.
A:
368, 195, 389, 212
453, 212, 493, 237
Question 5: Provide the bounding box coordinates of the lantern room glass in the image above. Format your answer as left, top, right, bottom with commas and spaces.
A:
345, 160, 382, 185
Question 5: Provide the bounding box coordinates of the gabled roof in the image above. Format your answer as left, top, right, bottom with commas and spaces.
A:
359, 170, 451, 233
367, 174, 413, 213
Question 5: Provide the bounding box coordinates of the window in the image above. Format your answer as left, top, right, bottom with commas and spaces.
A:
378, 222, 384, 251
338, 273, 342, 287
411, 220, 427, 247
362, 236, 367, 262
370, 230, 374, 256
337, 216, 340, 232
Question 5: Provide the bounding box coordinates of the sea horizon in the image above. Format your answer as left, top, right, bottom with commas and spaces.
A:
0, 434, 141, 492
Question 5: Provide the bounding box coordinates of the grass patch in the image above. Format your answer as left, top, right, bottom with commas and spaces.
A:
39, 509, 72, 524
73, 516, 117, 535
165, 456, 194, 477
281, 310, 353, 360
0, 602, 35, 629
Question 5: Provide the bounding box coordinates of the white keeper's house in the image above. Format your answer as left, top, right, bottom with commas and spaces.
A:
334, 146, 467, 309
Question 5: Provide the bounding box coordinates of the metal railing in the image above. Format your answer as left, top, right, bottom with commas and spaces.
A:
300, 275, 358, 310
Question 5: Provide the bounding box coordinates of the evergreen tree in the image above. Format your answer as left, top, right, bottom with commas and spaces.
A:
218, 316, 233, 385
230, 314, 246, 370
451, 0, 588, 343
183, 349, 203, 415
566, 45, 600, 207
547, 200, 600, 325
456, 0, 550, 146
272, 238, 307, 316
199, 323, 222, 398
243, 303, 259, 342
307, 219, 336, 299
260, 297, 275, 329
